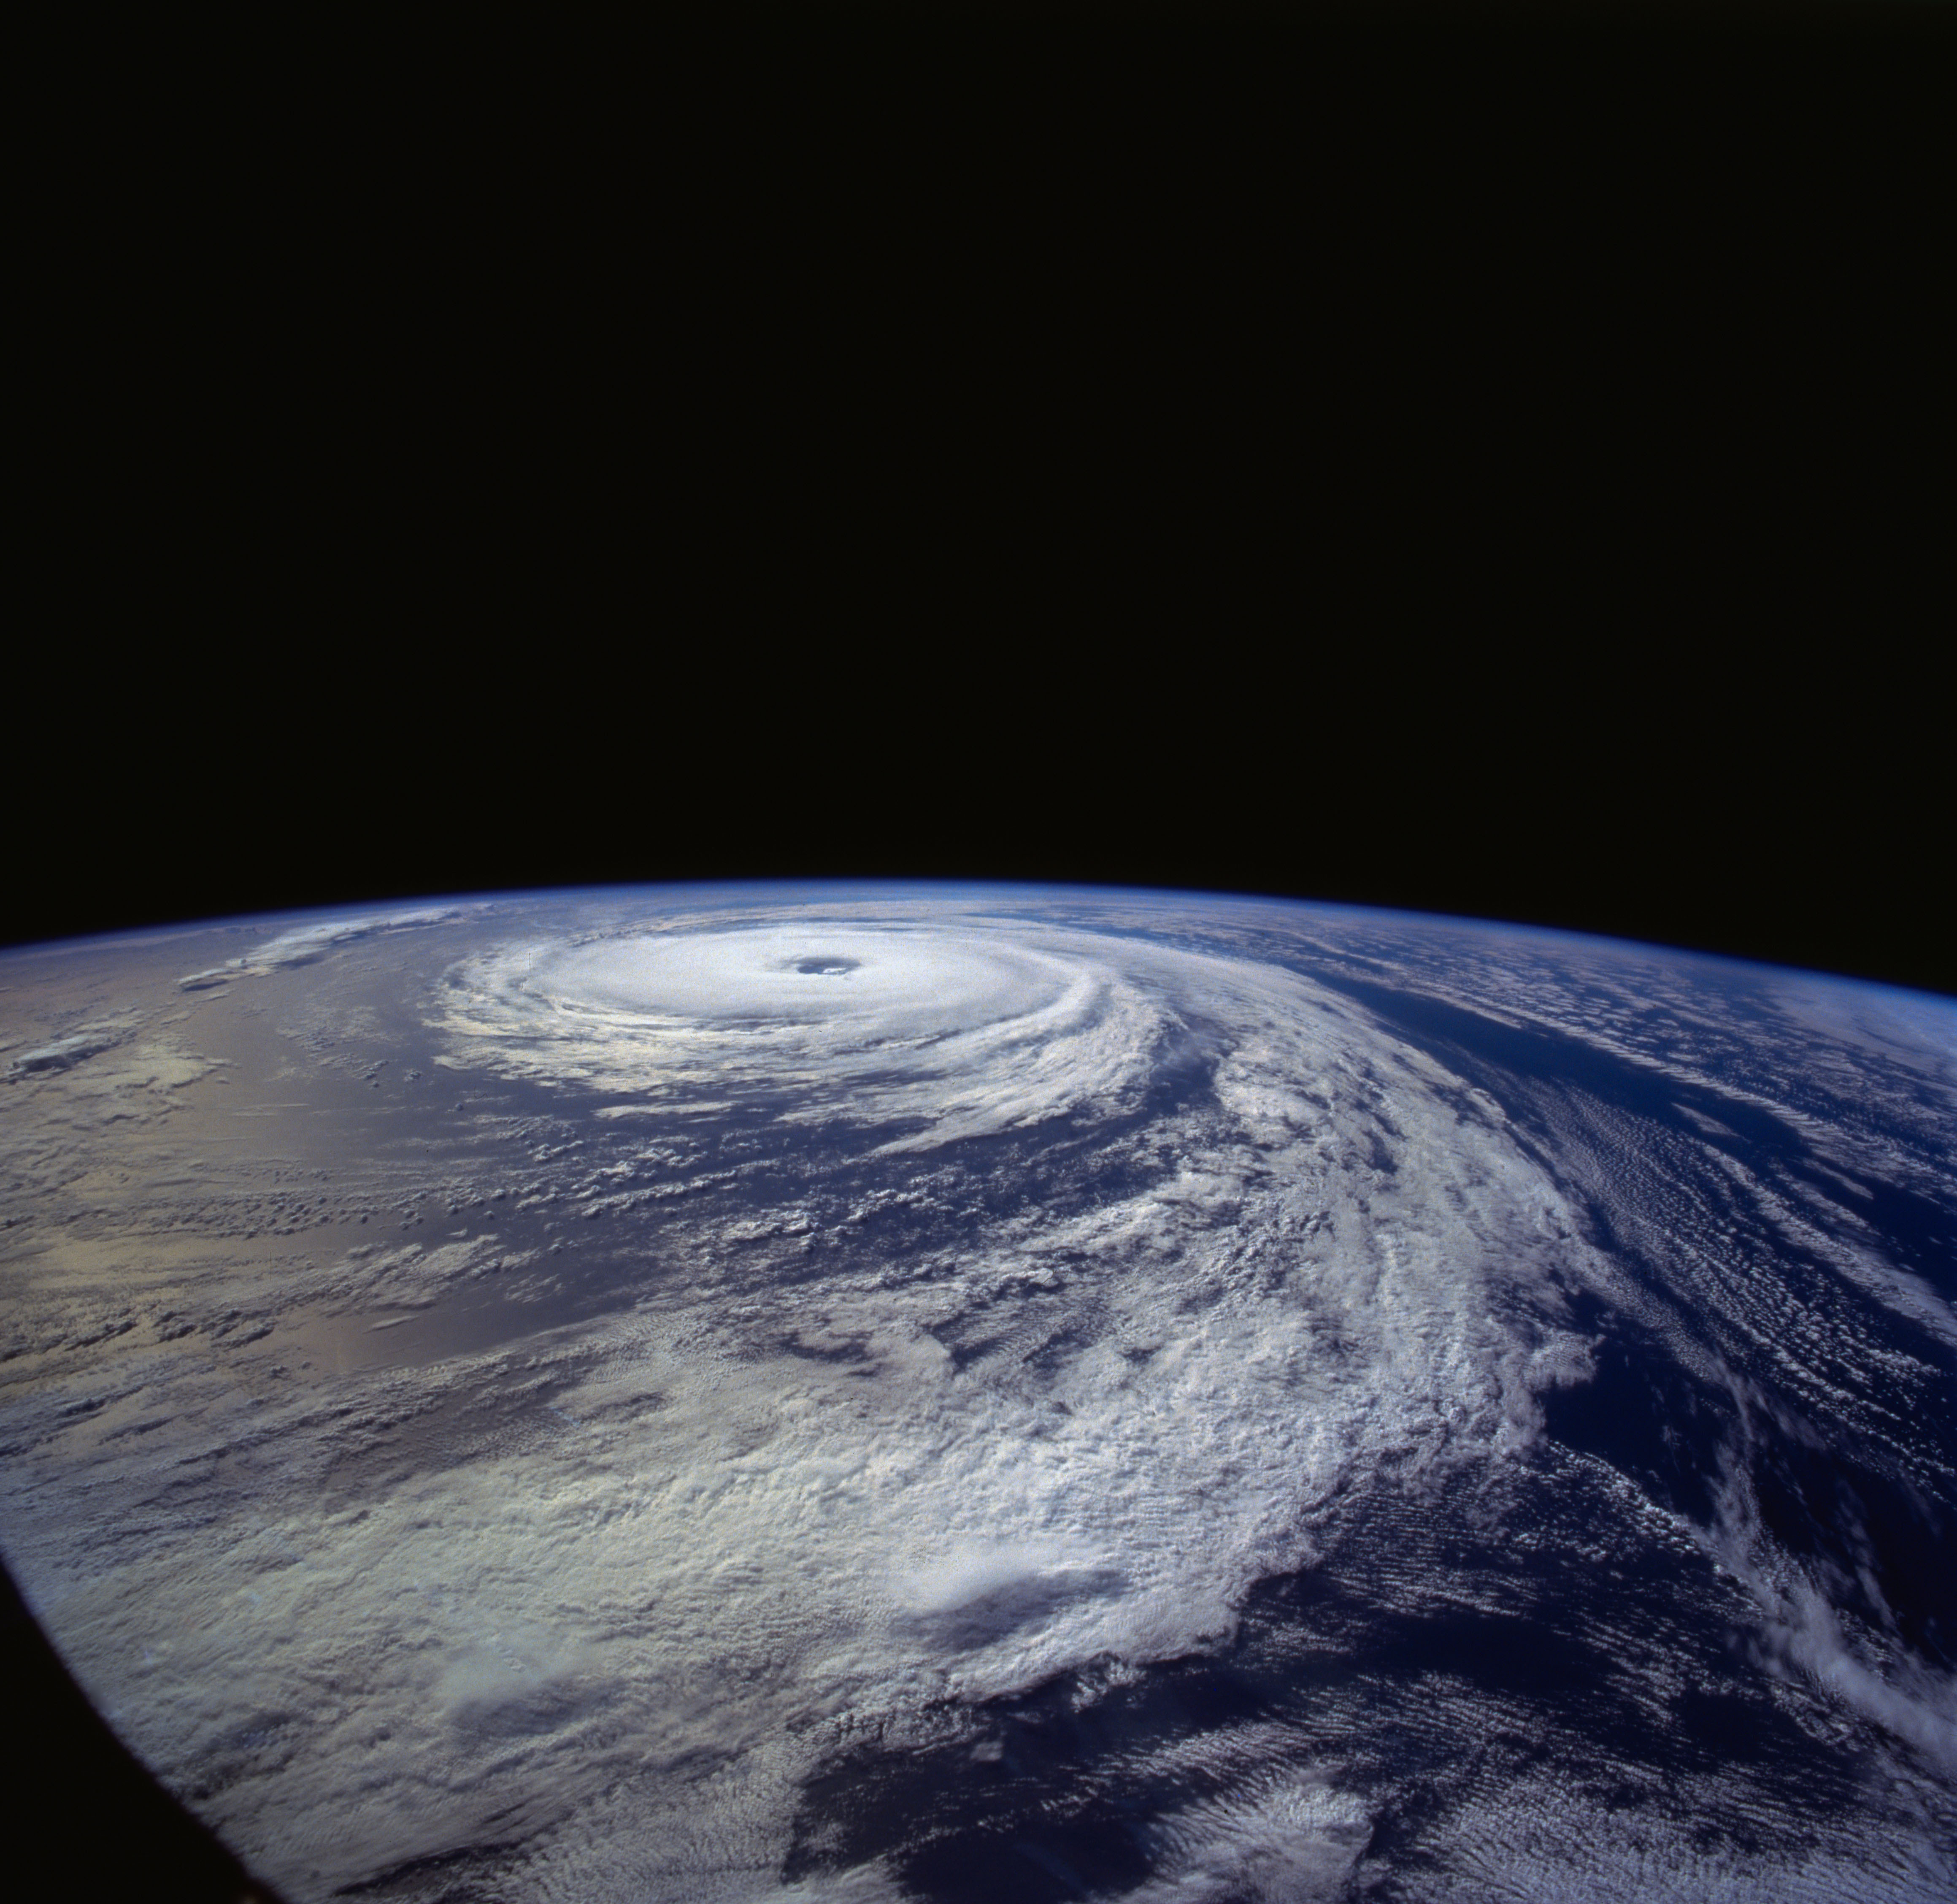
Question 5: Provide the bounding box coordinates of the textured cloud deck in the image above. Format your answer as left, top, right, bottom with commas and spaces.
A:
1, 885, 1952, 1900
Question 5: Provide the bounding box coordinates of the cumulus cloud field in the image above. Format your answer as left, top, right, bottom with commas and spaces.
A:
1, 888, 1951, 1901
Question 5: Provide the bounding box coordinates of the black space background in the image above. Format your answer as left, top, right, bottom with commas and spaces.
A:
6, 11, 1956, 1896
19, 5, 1955, 1001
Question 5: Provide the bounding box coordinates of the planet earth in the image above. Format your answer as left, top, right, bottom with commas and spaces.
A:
1, 884, 1952, 1901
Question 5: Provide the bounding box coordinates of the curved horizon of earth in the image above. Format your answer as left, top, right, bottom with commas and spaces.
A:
0, 883, 1951, 1901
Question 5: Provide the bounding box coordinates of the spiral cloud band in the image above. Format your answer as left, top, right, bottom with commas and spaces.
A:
1, 887, 1949, 1902
442, 918, 1227, 1148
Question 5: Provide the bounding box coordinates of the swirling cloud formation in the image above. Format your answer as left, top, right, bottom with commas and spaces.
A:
1, 889, 1947, 1902
442, 918, 1208, 1147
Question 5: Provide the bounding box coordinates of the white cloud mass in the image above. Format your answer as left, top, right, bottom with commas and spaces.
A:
1, 888, 1951, 1901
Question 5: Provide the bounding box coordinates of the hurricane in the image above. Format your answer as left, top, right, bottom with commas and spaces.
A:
1, 885, 1950, 1901
438, 918, 1170, 1145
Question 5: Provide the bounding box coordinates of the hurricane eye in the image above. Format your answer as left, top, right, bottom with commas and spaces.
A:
793, 957, 859, 976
